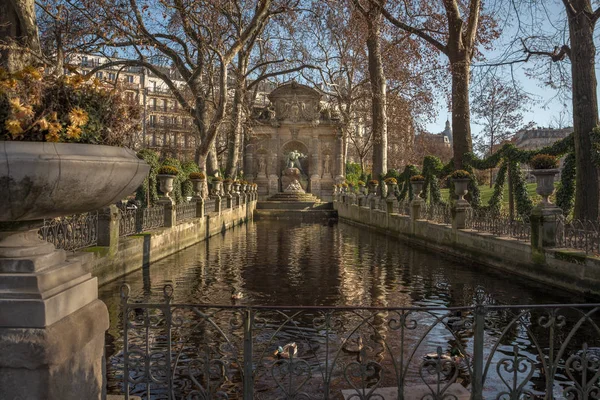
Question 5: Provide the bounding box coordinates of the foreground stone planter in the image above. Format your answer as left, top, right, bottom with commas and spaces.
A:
0, 141, 150, 400
0, 141, 150, 221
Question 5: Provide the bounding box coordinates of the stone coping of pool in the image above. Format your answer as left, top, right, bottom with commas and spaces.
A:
341, 384, 470, 400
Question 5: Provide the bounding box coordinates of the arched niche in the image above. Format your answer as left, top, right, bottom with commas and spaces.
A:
280, 140, 309, 175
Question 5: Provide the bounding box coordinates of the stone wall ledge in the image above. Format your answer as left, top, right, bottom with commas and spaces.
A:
80, 201, 256, 286
335, 200, 600, 297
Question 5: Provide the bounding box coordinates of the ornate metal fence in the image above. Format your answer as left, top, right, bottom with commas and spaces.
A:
119, 284, 600, 400
141, 206, 165, 231
119, 209, 138, 237
397, 200, 411, 216
425, 203, 452, 225
555, 217, 600, 255
175, 202, 196, 223
39, 211, 99, 251
466, 209, 531, 242
204, 198, 216, 214
119, 206, 166, 237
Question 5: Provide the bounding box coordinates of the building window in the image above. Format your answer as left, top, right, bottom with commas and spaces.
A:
163, 100, 168, 111
108, 72, 116, 81
152, 98, 157, 111
95, 71, 103, 79
81, 56, 88, 66
149, 115, 156, 127
126, 75, 134, 83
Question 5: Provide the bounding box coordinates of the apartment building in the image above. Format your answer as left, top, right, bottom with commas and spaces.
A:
72, 54, 197, 160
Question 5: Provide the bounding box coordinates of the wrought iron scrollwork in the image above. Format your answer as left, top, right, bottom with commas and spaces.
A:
118, 285, 600, 400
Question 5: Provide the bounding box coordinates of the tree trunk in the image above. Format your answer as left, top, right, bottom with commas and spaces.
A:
225, 73, 246, 179
207, 143, 219, 176
449, 57, 473, 169
568, 1, 600, 220
0, 0, 41, 72
366, 12, 388, 178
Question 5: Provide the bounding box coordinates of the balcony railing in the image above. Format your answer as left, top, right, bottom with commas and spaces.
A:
120, 284, 600, 400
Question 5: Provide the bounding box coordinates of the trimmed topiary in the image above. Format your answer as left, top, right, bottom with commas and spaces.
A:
410, 175, 425, 182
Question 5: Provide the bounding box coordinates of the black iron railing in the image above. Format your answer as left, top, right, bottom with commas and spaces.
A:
120, 284, 600, 400
556, 217, 600, 255
39, 211, 99, 251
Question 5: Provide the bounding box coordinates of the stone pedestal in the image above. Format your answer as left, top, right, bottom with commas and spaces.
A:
531, 205, 562, 249
0, 223, 109, 399
97, 205, 120, 256
411, 198, 424, 220
194, 197, 205, 218
160, 198, 176, 227
452, 203, 471, 230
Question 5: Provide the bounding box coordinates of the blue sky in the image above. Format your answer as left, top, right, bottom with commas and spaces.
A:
425, 1, 596, 136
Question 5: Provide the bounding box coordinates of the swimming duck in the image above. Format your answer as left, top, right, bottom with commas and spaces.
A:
274, 342, 298, 359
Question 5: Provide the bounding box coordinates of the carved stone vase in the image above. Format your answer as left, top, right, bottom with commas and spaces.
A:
0, 142, 150, 400
531, 169, 559, 207
157, 174, 176, 201
190, 178, 205, 199
411, 180, 425, 199
453, 178, 470, 206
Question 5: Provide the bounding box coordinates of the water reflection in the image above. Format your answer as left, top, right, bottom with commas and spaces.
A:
99, 220, 596, 397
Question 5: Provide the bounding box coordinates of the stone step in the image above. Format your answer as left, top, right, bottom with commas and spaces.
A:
257, 201, 333, 210
254, 209, 338, 222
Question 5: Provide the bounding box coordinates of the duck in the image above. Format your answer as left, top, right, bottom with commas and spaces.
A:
424, 347, 470, 377
446, 311, 465, 330
231, 290, 243, 300
274, 342, 298, 359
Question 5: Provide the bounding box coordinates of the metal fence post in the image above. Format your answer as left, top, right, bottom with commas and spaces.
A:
243, 308, 254, 399
471, 303, 485, 400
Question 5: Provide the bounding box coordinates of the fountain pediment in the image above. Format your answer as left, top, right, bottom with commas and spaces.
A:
267, 81, 322, 124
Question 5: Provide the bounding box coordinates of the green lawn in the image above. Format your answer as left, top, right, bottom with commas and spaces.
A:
439, 182, 547, 207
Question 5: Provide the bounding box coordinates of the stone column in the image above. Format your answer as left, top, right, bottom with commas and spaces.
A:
160, 197, 176, 227
531, 204, 562, 250
309, 134, 321, 195
452, 202, 471, 230
269, 150, 279, 195
335, 132, 345, 184
244, 144, 254, 182
97, 205, 120, 256
411, 197, 424, 220
0, 221, 108, 399
194, 197, 205, 218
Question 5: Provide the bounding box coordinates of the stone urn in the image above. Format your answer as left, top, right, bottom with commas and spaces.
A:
368, 182, 379, 195
531, 169, 559, 207
358, 184, 366, 195
233, 182, 241, 194
453, 178, 471, 205
211, 180, 223, 196
0, 142, 149, 220
411, 180, 425, 199
242, 183, 248, 193
190, 178, 206, 199
223, 181, 233, 195
157, 174, 176, 201
386, 183, 397, 199
0, 141, 150, 400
